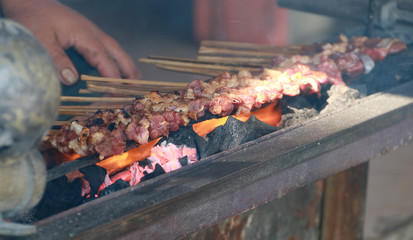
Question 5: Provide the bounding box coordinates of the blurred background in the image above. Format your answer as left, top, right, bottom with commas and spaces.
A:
61, 0, 359, 82
60, 1, 413, 239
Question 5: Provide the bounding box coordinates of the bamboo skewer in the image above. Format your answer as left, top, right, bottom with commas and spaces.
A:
48, 129, 59, 135
139, 41, 315, 76
78, 89, 93, 94
44, 129, 59, 140
198, 46, 298, 57
59, 108, 98, 113
155, 64, 227, 76
61, 96, 135, 103
147, 55, 265, 67
200, 40, 316, 52
59, 105, 125, 110
197, 55, 272, 65
53, 121, 70, 126
86, 81, 185, 92
140, 58, 261, 72
86, 83, 150, 96
81, 75, 188, 87
58, 111, 95, 116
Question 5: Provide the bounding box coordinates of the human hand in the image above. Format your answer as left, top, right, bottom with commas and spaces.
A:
0, 0, 140, 85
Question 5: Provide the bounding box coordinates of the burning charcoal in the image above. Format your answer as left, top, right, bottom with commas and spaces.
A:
146, 141, 196, 173
33, 176, 83, 220
245, 115, 279, 139
219, 116, 278, 151
141, 164, 166, 181
139, 158, 153, 169
79, 165, 107, 197
179, 156, 188, 166
320, 85, 361, 114
98, 179, 130, 197
195, 116, 278, 159
167, 125, 198, 148
194, 125, 223, 159
219, 116, 250, 150
280, 96, 319, 128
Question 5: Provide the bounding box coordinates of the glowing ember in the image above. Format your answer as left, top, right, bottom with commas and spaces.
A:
148, 142, 198, 173
81, 178, 91, 197
62, 153, 82, 162
250, 102, 282, 127
97, 138, 162, 175
82, 142, 198, 197
193, 103, 281, 137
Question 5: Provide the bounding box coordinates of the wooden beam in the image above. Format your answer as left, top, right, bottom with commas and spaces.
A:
321, 163, 369, 240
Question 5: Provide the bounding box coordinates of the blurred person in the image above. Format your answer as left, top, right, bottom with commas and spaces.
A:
194, 0, 289, 45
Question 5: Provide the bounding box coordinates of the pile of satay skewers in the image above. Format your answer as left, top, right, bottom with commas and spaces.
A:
54, 39, 313, 122
47, 34, 407, 158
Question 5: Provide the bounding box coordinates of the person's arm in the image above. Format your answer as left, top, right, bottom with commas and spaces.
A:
0, 0, 140, 85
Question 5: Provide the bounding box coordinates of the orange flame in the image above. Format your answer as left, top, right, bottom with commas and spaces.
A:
193, 103, 281, 138
192, 117, 230, 138
249, 102, 282, 127
97, 138, 161, 175
62, 153, 82, 162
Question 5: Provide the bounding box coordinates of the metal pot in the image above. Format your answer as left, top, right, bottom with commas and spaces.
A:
0, 19, 60, 235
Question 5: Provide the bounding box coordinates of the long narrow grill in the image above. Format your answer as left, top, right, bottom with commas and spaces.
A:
29, 80, 413, 240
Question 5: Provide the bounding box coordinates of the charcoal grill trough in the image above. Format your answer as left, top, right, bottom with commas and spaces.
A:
15, 52, 413, 239
2, 0, 413, 239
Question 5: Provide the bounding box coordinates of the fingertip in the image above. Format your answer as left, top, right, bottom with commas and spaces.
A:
47, 45, 79, 85
59, 67, 79, 85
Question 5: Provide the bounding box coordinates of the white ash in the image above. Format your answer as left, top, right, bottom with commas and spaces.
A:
280, 96, 319, 128
320, 85, 361, 114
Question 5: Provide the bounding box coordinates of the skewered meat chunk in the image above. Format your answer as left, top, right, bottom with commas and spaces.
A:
317, 56, 344, 85
187, 97, 210, 120
337, 52, 366, 77
163, 111, 185, 132
209, 95, 235, 116
147, 114, 170, 139
95, 128, 126, 160
272, 34, 406, 82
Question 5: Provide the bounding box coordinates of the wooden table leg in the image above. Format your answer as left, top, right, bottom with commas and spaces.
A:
321, 162, 369, 240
